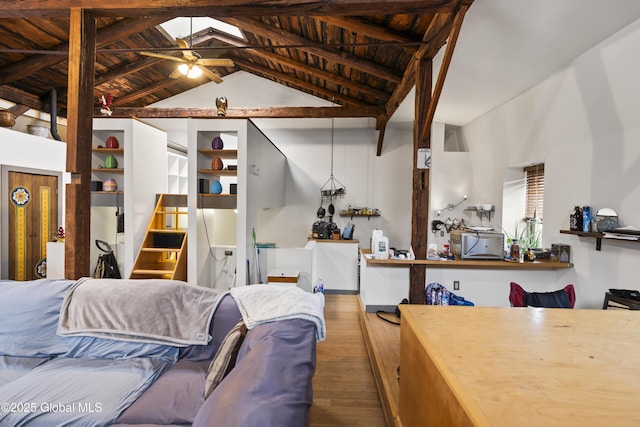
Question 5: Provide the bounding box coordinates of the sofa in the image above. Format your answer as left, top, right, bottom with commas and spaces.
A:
0, 278, 322, 427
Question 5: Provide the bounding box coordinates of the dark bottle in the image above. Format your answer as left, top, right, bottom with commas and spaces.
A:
571, 206, 583, 231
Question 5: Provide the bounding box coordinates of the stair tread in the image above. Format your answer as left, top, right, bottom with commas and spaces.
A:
142, 247, 181, 252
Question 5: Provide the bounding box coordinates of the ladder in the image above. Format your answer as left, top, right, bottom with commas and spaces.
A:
130, 194, 188, 280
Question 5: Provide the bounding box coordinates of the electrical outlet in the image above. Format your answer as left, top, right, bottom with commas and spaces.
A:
224, 250, 233, 256
453, 280, 460, 290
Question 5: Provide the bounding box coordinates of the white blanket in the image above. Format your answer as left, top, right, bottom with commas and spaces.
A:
230, 285, 326, 342
57, 277, 227, 346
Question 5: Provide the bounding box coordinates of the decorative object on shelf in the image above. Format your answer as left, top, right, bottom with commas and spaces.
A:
320, 116, 346, 200
103, 178, 118, 192
99, 93, 113, 116
91, 181, 103, 191
212, 136, 224, 149
594, 208, 619, 232
0, 109, 15, 128
570, 206, 583, 231
52, 226, 65, 242
105, 135, 119, 148
210, 179, 223, 194
26, 125, 50, 138
216, 96, 228, 116
103, 155, 118, 169
211, 156, 224, 170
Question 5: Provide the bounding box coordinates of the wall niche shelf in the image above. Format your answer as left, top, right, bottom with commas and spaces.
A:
559, 229, 640, 251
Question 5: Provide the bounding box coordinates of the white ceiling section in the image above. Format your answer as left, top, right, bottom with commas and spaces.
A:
403, 0, 640, 127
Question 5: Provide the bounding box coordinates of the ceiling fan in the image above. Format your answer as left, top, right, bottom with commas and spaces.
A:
140, 37, 234, 83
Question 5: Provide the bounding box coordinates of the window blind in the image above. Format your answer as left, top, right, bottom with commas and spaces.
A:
524, 164, 544, 220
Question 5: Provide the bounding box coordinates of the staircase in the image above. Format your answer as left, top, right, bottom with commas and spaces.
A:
130, 194, 188, 281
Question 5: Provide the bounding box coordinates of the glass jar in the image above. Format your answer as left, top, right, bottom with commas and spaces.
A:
510, 239, 521, 262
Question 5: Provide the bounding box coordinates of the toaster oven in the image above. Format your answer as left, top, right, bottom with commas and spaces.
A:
450, 230, 504, 260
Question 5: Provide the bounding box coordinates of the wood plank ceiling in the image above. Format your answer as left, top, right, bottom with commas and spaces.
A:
0, 1, 473, 134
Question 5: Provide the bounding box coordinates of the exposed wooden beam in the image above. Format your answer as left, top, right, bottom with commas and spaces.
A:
7, 104, 31, 117
65, 8, 96, 280
105, 105, 382, 119
111, 76, 183, 107
198, 30, 390, 102
0, 1, 459, 18
0, 86, 48, 112
226, 17, 403, 83
233, 57, 371, 107
312, 16, 419, 44
409, 57, 432, 305
375, 12, 453, 154
423, 3, 470, 132
0, 17, 167, 85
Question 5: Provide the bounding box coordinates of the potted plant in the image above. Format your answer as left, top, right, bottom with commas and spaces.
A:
503, 219, 542, 260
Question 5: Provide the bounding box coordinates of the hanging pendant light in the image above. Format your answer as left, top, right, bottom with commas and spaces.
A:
320, 116, 346, 200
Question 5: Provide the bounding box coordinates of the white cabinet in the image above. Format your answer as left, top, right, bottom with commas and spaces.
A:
91, 118, 167, 278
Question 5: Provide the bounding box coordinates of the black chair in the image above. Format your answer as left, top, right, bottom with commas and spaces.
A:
509, 282, 575, 308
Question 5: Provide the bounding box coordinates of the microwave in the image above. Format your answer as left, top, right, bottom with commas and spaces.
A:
450, 230, 504, 260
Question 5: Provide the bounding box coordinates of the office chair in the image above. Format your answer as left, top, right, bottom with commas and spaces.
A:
509, 282, 575, 308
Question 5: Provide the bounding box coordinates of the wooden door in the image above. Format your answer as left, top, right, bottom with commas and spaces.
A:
8, 171, 58, 280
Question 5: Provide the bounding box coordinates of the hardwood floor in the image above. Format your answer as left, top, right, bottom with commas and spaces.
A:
309, 294, 387, 427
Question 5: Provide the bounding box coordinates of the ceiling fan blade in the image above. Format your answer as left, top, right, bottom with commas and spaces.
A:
169, 68, 184, 79
200, 67, 224, 84
176, 38, 198, 61
140, 51, 187, 63
198, 58, 235, 67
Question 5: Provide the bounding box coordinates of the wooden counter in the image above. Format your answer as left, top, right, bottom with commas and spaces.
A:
398, 305, 640, 427
361, 249, 572, 269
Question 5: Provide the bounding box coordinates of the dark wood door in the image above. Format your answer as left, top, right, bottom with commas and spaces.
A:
8, 171, 58, 280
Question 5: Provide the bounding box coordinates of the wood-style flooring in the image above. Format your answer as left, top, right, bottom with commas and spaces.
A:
309, 294, 390, 427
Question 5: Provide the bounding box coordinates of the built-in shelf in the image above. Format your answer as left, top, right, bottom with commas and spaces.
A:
92, 148, 124, 154
197, 194, 237, 209
197, 149, 238, 158
197, 169, 237, 176
92, 168, 124, 174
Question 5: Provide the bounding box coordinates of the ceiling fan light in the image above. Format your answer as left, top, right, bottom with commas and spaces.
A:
178, 63, 189, 75
187, 65, 202, 78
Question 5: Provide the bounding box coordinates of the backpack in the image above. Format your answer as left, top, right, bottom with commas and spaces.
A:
425, 282, 474, 306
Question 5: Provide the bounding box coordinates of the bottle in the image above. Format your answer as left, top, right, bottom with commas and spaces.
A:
571, 206, 582, 231
510, 239, 520, 262
582, 206, 591, 232
313, 279, 324, 294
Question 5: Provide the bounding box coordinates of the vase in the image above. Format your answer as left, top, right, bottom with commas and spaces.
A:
106, 136, 119, 148
210, 180, 222, 194
212, 157, 224, 170
104, 155, 118, 169
212, 136, 224, 150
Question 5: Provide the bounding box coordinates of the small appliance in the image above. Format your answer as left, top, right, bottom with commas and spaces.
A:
450, 230, 504, 260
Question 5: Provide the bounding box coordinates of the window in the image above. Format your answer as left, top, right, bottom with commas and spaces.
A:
524, 163, 544, 220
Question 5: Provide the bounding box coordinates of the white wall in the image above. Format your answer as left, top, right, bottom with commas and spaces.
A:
461, 17, 640, 308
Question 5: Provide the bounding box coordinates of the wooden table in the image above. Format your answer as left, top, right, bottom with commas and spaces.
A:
398, 305, 640, 427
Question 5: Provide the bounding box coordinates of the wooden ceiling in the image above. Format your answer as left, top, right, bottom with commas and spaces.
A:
0, 0, 473, 131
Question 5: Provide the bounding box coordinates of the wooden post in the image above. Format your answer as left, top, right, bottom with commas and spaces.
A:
65, 8, 96, 279
409, 58, 432, 304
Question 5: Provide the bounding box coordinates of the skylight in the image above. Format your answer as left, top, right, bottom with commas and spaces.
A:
160, 17, 244, 41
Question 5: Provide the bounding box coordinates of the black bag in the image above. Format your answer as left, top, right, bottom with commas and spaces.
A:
92, 240, 121, 279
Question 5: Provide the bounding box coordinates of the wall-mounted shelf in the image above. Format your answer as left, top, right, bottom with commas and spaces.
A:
465, 206, 494, 221
560, 229, 640, 251
340, 212, 380, 221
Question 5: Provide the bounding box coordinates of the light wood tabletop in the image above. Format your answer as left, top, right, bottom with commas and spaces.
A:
398, 305, 640, 427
